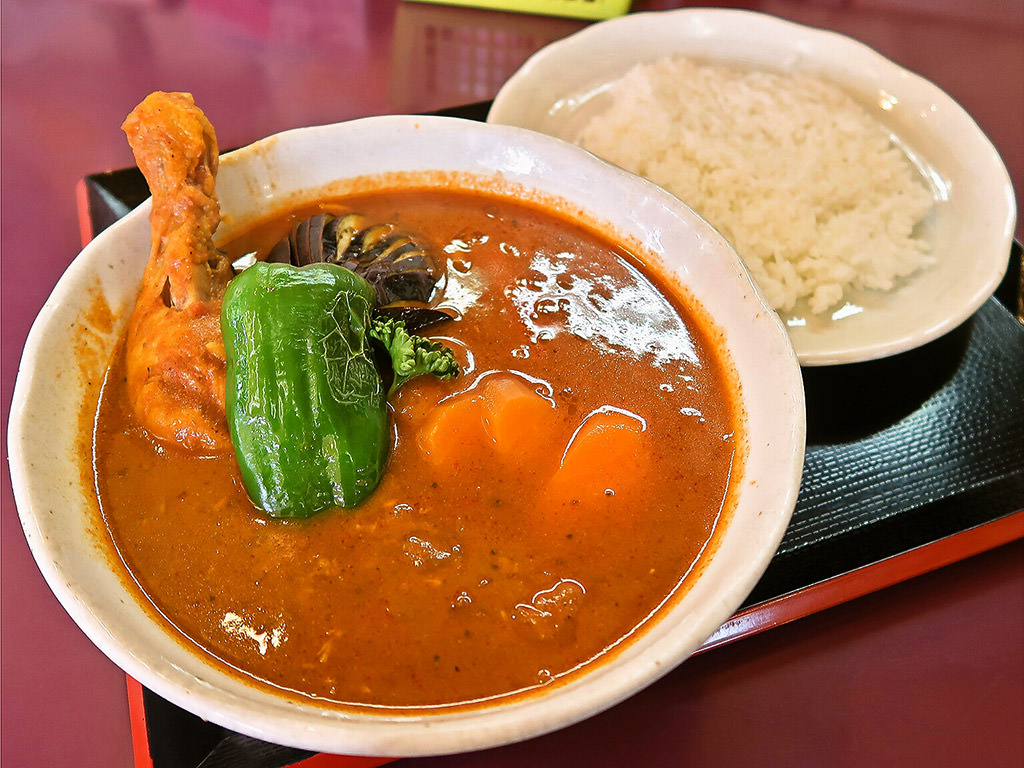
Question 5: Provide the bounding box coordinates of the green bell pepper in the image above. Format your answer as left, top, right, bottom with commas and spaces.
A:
222, 261, 458, 519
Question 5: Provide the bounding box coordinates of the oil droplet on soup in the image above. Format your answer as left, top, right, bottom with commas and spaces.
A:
92, 188, 740, 709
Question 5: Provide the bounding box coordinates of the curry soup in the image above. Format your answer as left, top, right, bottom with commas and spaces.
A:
93, 187, 740, 709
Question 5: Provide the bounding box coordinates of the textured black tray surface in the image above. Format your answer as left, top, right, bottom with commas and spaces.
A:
82, 100, 1024, 768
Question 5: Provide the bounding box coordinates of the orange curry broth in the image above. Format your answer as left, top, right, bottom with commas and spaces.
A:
92, 188, 740, 709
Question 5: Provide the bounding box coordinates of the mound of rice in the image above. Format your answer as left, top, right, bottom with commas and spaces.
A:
575, 58, 935, 315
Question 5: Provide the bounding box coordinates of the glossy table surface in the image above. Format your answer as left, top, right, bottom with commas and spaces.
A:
2, 1, 1022, 766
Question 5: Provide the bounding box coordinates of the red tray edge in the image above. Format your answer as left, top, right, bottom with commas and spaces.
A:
697, 508, 1024, 653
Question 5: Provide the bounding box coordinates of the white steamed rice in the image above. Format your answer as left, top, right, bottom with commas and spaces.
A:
575, 58, 935, 315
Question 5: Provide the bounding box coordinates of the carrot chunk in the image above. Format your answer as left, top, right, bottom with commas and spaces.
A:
479, 375, 555, 465
418, 374, 556, 470
418, 391, 489, 467
545, 408, 649, 511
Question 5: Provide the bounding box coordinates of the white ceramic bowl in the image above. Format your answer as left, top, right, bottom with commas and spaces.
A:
8, 115, 804, 756
489, 9, 1017, 366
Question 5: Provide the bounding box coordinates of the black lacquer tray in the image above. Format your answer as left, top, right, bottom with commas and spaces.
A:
78, 101, 1024, 768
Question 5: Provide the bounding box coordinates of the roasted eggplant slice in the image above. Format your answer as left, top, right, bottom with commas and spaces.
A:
265, 213, 444, 305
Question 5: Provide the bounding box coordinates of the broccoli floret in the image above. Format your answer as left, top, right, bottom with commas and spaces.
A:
369, 316, 459, 394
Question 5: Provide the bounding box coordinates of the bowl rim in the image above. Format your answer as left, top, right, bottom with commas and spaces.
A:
8, 113, 805, 756
488, 7, 1017, 367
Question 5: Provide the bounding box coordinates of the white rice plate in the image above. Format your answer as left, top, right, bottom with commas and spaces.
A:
575, 57, 935, 315
488, 9, 1016, 365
